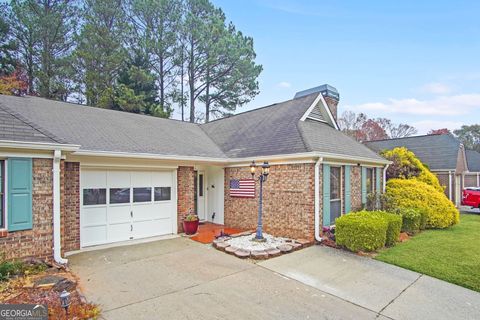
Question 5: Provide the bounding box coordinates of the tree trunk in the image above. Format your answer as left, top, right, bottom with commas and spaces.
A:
159, 54, 165, 111
188, 40, 195, 123
180, 49, 184, 121
205, 66, 210, 123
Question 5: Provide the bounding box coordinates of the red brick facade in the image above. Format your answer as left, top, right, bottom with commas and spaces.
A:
350, 166, 362, 211
0, 159, 54, 261
62, 162, 80, 253
225, 164, 316, 241
177, 166, 195, 233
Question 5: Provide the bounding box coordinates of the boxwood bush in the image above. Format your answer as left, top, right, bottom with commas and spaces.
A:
372, 211, 402, 247
335, 212, 388, 252
386, 179, 459, 228
394, 207, 421, 234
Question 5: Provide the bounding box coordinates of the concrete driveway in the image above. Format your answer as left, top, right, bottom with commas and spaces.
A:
69, 238, 480, 320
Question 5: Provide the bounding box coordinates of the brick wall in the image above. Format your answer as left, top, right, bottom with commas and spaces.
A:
350, 166, 362, 211
436, 172, 451, 199
62, 162, 80, 253
177, 166, 195, 232
225, 163, 315, 241
0, 159, 54, 261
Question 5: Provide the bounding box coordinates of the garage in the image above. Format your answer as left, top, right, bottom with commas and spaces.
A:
80, 168, 176, 247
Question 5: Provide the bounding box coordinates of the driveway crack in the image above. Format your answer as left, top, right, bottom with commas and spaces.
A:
376, 274, 423, 318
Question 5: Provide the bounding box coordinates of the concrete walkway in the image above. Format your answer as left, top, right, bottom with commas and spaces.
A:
69, 238, 480, 320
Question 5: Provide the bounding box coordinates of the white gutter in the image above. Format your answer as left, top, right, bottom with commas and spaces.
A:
53, 150, 67, 264
0, 140, 80, 151
314, 157, 323, 242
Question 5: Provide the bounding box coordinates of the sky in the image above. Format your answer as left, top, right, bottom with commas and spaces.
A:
210, 0, 480, 134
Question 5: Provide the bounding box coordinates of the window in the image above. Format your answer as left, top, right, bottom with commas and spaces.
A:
110, 188, 130, 204
133, 187, 152, 203
0, 161, 4, 228
366, 168, 374, 193
83, 188, 107, 206
154, 187, 171, 201
330, 166, 341, 200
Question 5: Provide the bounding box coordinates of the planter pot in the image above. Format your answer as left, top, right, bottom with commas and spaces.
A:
183, 219, 199, 235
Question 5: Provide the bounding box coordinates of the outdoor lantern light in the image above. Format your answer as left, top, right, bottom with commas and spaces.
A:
250, 160, 257, 177
261, 161, 270, 178
59, 290, 71, 316
250, 160, 270, 241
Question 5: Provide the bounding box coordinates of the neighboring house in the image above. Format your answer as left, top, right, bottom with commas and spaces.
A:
365, 134, 480, 206
0, 84, 388, 262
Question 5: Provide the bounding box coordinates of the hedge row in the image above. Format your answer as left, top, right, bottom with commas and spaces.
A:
335, 210, 402, 252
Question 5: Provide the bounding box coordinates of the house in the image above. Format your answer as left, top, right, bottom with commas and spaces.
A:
365, 134, 480, 206
0, 84, 388, 263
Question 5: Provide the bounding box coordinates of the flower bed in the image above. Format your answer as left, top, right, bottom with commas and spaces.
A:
213, 232, 312, 260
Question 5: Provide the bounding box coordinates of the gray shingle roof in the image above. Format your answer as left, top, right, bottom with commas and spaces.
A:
299, 119, 383, 159
0, 103, 59, 144
365, 134, 461, 170
466, 149, 480, 172
0, 95, 226, 158
0, 93, 386, 162
201, 93, 384, 160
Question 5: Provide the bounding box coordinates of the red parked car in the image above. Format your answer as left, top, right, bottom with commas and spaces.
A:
462, 187, 480, 208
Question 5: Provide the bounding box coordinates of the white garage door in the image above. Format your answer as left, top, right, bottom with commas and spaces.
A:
80, 169, 176, 247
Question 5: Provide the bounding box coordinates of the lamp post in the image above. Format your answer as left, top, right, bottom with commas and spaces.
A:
250, 160, 270, 241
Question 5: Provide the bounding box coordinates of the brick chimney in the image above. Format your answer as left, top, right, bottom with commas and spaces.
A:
294, 84, 340, 122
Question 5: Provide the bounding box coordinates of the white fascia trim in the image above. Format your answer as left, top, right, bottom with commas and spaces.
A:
73, 149, 228, 163
0, 140, 80, 151
299, 93, 339, 130
73, 149, 391, 166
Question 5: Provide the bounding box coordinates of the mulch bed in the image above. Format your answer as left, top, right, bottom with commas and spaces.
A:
1, 262, 99, 320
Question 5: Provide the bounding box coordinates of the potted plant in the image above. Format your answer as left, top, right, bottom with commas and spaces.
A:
183, 214, 199, 235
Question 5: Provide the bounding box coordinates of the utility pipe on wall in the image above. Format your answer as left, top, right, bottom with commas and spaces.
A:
314, 157, 323, 242
383, 164, 389, 193
53, 150, 68, 264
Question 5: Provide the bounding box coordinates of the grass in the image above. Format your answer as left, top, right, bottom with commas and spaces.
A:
375, 213, 480, 292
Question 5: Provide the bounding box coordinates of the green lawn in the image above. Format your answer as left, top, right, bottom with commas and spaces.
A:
375, 213, 480, 292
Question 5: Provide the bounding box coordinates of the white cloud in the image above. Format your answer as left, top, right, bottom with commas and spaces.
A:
345, 94, 480, 116
411, 120, 464, 135
277, 81, 291, 88
421, 82, 453, 94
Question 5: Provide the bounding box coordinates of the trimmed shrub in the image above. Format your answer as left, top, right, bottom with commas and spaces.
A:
381, 147, 444, 193
386, 179, 459, 228
372, 211, 402, 246
393, 208, 421, 234
335, 212, 388, 252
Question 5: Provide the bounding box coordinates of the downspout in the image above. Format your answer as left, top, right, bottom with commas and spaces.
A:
448, 171, 452, 201
314, 157, 323, 242
53, 150, 68, 264
383, 164, 389, 193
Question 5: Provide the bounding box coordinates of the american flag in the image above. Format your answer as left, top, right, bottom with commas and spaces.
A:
229, 179, 255, 198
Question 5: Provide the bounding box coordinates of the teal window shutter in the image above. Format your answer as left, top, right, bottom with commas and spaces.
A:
361, 167, 367, 205
344, 165, 351, 213
8, 158, 33, 231
322, 164, 330, 226
376, 167, 382, 193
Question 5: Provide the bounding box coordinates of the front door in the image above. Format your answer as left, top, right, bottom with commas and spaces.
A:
197, 171, 206, 221
330, 166, 342, 223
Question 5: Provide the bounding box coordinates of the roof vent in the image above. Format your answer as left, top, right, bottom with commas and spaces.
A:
294, 84, 339, 100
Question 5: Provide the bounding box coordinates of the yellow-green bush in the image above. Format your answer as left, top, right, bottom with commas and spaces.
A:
335, 212, 388, 252
370, 211, 402, 246
381, 147, 444, 193
386, 179, 459, 228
